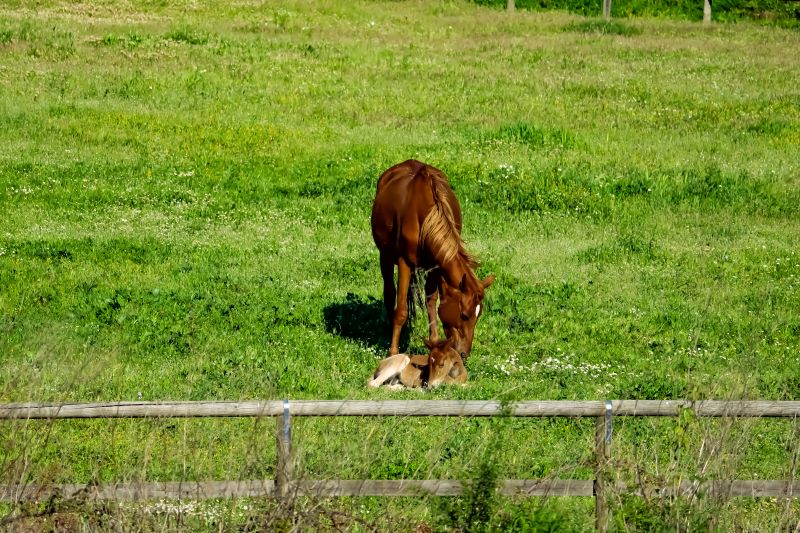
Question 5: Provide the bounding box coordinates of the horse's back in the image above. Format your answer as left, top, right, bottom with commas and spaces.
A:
371, 160, 459, 267
372, 159, 435, 218
375, 159, 428, 190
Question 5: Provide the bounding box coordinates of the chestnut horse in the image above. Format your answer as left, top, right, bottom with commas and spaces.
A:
371, 159, 494, 360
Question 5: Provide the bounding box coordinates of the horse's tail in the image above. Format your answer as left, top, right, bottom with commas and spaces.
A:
406, 268, 426, 322
419, 167, 477, 268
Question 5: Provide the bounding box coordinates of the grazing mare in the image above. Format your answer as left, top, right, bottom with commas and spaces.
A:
368, 338, 468, 389
371, 159, 494, 360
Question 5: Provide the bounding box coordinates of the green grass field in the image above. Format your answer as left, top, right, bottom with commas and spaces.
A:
1, 1, 799, 530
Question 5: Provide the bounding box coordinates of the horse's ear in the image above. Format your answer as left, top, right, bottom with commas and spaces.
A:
445, 336, 459, 350
459, 273, 467, 292
424, 338, 436, 350
482, 275, 496, 289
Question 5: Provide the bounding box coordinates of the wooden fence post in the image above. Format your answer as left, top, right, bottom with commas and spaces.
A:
507, 0, 515, 12
595, 401, 612, 532
602, 0, 612, 19
703, 0, 712, 24
276, 400, 293, 500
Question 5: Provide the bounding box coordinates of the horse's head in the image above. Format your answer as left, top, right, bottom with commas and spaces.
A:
438, 273, 495, 360
425, 337, 466, 388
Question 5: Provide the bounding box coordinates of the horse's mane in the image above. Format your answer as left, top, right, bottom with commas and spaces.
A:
418, 166, 478, 270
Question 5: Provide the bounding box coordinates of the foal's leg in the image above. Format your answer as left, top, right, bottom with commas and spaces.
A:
424, 270, 440, 342
368, 354, 409, 388
379, 253, 396, 324
389, 257, 412, 355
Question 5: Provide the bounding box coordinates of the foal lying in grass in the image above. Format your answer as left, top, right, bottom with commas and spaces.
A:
368, 338, 468, 390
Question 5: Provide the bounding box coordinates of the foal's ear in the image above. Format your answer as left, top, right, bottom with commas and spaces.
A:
424, 338, 436, 350
481, 274, 496, 289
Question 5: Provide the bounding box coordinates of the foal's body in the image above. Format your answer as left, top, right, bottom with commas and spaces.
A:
368, 339, 468, 390
368, 354, 432, 390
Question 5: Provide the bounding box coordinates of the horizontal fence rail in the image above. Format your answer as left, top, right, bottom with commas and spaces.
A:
3, 480, 799, 501
2, 399, 800, 419
2, 400, 799, 532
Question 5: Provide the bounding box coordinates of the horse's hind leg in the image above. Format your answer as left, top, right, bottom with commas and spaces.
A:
380, 252, 396, 325
389, 257, 412, 355
424, 270, 440, 342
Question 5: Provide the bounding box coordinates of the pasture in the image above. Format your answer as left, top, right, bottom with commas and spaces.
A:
1, 0, 799, 530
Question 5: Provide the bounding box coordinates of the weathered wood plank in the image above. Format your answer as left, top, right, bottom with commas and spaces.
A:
296, 480, 465, 497
275, 401, 293, 500
595, 411, 611, 532
2, 400, 800, 420
500, 479, 595, 497
2, 480, 798, 502
0, 401, 285, 419
301, 479, 597, 497
651, 480, 800, 498
0, 481, 276, 501
613, 400, 800, 417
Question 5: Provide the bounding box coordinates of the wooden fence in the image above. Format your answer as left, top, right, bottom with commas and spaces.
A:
506, 0, 712, 23
2, 400, 799, 531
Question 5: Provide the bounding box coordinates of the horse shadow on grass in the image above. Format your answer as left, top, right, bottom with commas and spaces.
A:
323, 292, 411, 352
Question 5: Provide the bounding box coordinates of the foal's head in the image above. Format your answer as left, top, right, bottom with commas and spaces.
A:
425, 338, 467, 388
438, 273, 495, 361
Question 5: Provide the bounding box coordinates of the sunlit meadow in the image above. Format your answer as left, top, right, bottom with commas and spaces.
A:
1, 0, 799, 529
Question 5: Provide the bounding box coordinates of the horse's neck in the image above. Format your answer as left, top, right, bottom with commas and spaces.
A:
442, 258, 478, 292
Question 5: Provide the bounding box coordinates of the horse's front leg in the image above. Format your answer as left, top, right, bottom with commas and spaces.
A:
424, 270, 440, 342
389, 257, 412, 355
